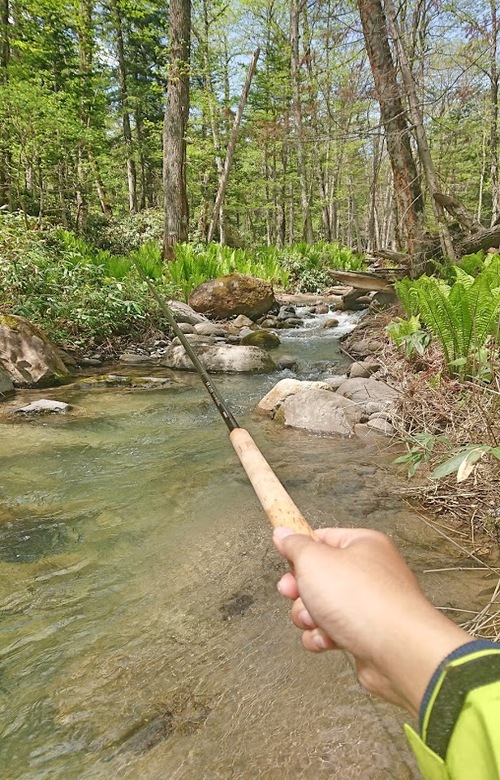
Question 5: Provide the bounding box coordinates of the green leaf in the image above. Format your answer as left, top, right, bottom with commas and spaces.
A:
431, 446, 489, 480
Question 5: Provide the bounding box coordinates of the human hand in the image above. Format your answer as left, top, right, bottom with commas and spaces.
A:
273, 526, 470, 716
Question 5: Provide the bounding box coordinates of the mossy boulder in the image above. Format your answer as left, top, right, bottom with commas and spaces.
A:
240, 330, 281, 349
0, 314, 70, 387
188, 274, 276, 320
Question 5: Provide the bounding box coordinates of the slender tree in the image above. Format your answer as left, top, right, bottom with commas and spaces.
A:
0, 0, 11, 209
290, 0, 313, 243
163, 0, 191, 260
108, 0, 138, 213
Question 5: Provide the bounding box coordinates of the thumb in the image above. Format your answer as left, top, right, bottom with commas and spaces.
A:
272, 526, 317, 564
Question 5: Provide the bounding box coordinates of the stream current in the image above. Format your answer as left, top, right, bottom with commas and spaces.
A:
0, 309, 490, 779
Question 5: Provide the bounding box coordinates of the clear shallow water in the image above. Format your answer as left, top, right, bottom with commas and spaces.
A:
0, 313, 489, 779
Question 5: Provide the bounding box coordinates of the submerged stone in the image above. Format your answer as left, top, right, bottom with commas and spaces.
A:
14, 399, 71, 414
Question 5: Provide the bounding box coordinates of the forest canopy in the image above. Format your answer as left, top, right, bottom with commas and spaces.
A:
1, 0, 500, 262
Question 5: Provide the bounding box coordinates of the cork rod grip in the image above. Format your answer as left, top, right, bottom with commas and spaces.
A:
229, 428, 317, 540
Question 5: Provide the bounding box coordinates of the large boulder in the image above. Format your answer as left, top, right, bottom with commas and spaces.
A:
0, 315, 70, 387
160, 343, 276, 373
275, 387, 362, 436
188, 274, 276, 320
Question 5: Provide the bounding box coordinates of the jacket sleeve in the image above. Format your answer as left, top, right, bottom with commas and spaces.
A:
403, 640, 500, 780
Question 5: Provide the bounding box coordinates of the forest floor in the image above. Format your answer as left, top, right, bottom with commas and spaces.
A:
343, 307, 500, 639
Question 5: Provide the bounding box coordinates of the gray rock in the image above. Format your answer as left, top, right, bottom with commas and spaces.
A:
274, 354, 298, 370
232, 314, 255, 328
259, 317, 279, 328
171, 334, 217, 347
119, 353, 156, 365
57, 349, 77, 368
177, 322, 196, 334
14, 399, 71, 414
161, 344, 276, 373
80, 357, 103, 367
256, 378, 335, 417
348, 338, 385, 357
336, 377, 398, 409
276, 387, 362, 436
167, 300, 210, 325
367, 417, 395, 436
276, 319, 302, 329
321, 318, 340, 329
322, 374, 348, 390
369, 411, 393, 421
193, 322, 230, 337
349, 361, 378, 379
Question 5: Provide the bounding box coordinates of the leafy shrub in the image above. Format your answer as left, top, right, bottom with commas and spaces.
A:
0, 213, 176, 345
395, 255, 500, 379
386, 316, 431, 358
281, 241, 365, 292
84, 209, 164, 254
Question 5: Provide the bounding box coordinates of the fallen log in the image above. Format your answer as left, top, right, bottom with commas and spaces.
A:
456, 225, 500, 255
329, 270, 394, 292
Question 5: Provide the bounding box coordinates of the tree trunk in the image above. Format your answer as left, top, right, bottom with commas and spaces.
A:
88, 150, 113, 217
206, 48, 260, 244
110, 0, 138, 214
384, 0, 455, 260
200, 0, 225, 243
0, 0, 12, 209
358, 0, 425, 272
163, 0, 191, 260
290, 0, 313, 243
489, 0, 500, 224
75, 0, 95, 231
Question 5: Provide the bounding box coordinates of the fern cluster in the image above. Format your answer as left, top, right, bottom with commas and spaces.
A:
395, 254, 500, 379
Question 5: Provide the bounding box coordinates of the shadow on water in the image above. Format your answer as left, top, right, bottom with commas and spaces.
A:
0, 312, 490, 779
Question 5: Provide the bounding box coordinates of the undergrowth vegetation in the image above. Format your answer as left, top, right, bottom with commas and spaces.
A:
381, 252, 500, 571
0, 212, 365, 347
0, 213, 175, 347
389, 252, 500, 381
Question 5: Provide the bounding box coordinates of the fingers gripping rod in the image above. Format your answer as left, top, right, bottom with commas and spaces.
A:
139, 270, 316, 539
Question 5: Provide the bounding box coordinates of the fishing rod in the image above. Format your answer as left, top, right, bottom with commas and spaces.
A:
138, 267, 316, 540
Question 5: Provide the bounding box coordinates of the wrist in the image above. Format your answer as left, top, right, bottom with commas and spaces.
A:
378, 605, 471, 717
